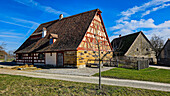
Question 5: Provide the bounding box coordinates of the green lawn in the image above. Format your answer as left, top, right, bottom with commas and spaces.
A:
0, 74, 170, 96
94, 67, 170, 83
0, 58, 14, 62
0, 58, 3, 60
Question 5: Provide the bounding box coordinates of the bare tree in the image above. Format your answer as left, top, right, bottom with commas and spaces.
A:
86, 34, 113, 90
112, 39, 123, 55
8, 50, 16, 57
150, 34, 164, 57
0, 42, 6, 51
112, 39, 124, 66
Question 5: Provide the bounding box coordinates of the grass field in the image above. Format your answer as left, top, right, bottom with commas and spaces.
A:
0, 58, 14, 62
94, 67, 170, 83
0, 74, 170, 96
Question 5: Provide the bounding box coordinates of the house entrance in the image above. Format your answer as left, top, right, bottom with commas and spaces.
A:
57, 53, 63, 67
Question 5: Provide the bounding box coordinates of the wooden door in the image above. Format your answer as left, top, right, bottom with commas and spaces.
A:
57, 53, 63, 67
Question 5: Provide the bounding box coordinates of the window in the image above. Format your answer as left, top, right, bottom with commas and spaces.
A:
168, 50, 170, 57
137, 48, 139, 51
38, 53, 45, 59
84, 51, 87, 53
49, 38, 53, 44
146, 48, 149, 51
28, 53, 31, 56
18, 54, 22, 59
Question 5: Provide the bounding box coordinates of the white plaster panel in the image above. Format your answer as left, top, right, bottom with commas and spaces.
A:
45, 53, 56, 66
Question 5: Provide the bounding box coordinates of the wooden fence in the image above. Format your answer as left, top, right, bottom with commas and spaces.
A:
87, 57, 149, 70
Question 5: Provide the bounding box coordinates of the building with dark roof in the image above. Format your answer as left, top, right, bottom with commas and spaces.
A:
111, 31, 157, 64
0, 50, 8, 59
15, 9, 112, 68
158, 39, 170, 65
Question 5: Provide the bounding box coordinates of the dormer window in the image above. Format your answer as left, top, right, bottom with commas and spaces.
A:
50, 38, 53, 44
42, 27, 47, 38
48, 33, 58, 44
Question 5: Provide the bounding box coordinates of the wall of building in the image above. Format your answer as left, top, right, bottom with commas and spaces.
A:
77, 50, 112, 68
125, 33, 157, 63
16, 12, 112, 68
160, 40, 170, 58
64, 51, 77, 67
76, 13, 112, 68
16, 53, 45, 64
45, 53, 56, 66
158, 40, 170, 65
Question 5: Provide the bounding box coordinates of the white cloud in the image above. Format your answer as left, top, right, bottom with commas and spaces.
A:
0, 30, 24, 38
0, 20, 31, 28
142, 3, 170, 17
144, 28, 170, 40
0, 16, 39, 29
112, 18, 170, 31
157, 20, 170, 28
0, 40, 20, 44
11, 17, 39, 25
24, 23, 38, 39
110, 0, 170, 42
117, 0, 170, 23
110, 18, 170, 41
109, 35, 119, 41
111, 18, 170, 33
0, 34, 22, 38
14, 0, 69, 16
109, 29, 133, 41
111, 18, 157, 31
0, 30, 23, 36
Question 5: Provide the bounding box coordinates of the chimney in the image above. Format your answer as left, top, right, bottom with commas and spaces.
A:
119, 34, 121, 37
59, 14, 63, 20
42, 27, 47, 37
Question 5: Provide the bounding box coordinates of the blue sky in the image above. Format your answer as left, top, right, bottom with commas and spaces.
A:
0, 0, 170, 52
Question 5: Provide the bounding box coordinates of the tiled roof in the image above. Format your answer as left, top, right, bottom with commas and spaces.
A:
111, 32, 141, 55
49, 33, 58, 39
15, 9, 100, 53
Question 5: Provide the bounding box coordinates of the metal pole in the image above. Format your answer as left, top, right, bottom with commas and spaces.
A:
94, 34, 101, 89
98, 42, 101, 89
5, 55, 7, 62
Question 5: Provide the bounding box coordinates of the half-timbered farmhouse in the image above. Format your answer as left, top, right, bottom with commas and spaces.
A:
15, 9, 112, 68
158, 39, 170, 65
111, 31, 157, 64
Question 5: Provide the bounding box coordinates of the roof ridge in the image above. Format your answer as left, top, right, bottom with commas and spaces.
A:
113, 31, 141, 40
41, 9, 100, 25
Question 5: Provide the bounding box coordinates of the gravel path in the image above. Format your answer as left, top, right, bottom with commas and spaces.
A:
34, 67, 114, 76
0, 68, 170, 92
150, 65, 170, 70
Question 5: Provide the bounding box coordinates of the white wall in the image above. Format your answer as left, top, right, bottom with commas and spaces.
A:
45, 53, 56, 66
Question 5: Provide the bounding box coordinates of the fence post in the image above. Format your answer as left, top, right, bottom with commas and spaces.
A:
5, 55, 7, 62
110, 59, 111, 67
147, 60, 149, 68
116, 60, 118, 67
137, 61, 140, 70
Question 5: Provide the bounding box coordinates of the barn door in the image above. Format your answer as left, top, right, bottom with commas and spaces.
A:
57, 53, 63, 67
